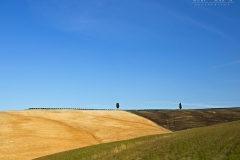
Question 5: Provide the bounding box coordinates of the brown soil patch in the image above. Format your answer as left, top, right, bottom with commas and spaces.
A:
0, 110, 170, 160
128, 108, 240, 131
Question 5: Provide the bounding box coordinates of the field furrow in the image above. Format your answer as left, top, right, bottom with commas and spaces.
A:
0, 110, 170, 160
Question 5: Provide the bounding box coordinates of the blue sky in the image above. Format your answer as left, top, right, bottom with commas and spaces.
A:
1, 0, 240, 110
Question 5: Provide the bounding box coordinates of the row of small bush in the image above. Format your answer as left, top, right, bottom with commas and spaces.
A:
28, 108, 172, 111
28, 108, 115, 110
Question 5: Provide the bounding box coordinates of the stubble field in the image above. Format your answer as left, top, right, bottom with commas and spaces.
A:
0, 110, 170, 160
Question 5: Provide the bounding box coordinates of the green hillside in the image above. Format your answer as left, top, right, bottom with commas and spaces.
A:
35, 120, 240, 160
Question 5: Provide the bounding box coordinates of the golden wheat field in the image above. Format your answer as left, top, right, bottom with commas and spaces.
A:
0, 110, 170, 160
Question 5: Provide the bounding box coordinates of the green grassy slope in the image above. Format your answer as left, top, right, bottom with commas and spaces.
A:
35, 120, 240, 160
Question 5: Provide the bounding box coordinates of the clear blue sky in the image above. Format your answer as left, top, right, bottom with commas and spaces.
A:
1, 0, 240, 110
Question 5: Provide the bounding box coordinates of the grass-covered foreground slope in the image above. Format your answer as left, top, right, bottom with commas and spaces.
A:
35, 120, 240, 160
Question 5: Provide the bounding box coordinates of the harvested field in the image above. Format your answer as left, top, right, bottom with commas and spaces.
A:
0, 110, 170, 160
128, 108, 240, 131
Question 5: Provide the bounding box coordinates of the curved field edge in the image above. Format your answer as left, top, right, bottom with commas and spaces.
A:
0, 110, 170, 160
34, 120, 240, 160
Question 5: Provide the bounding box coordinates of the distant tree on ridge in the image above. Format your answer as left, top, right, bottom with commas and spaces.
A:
179, 103, 182, 109
116, 103, 120, 110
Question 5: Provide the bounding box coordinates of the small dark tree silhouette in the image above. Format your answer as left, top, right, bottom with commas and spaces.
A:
116, 103, 120, 110
179, 103, 182, 109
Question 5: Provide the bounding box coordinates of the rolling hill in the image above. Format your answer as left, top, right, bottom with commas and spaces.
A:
34, 120, 240, 160
0, 110, 170, 160
128, 107, 240, 131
